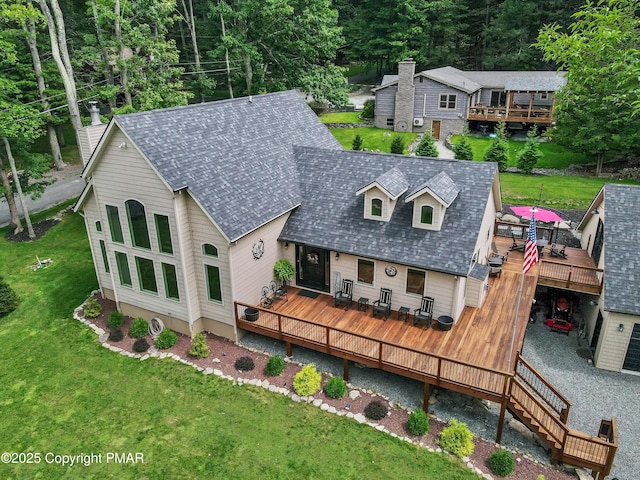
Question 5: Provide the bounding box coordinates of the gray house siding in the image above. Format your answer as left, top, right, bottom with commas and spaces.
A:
374, 86, 397, 128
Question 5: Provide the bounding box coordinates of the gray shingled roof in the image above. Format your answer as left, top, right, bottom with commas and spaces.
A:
504, 76, 566, 92
425, 171, 459, 207
359, 167, 408, 199
113, 91, 341, 242
603, 184, 640, 316
281, 147, 498, 276
469, 262, 490, 281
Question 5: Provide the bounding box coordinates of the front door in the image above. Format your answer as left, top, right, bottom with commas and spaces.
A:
431, 120, 441, 140
622, 324, 640, 372
296, 245, 330, 292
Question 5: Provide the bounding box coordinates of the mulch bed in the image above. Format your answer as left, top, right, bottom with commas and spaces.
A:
5, 218, 60, 242
80, 293, 578, 480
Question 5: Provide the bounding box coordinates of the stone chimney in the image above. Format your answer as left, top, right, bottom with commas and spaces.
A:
394, 59, 416, 133
88, 101, 102, 126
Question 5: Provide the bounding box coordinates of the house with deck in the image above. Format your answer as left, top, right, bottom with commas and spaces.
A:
373, 60, 565, 139
577, 184, 640, 374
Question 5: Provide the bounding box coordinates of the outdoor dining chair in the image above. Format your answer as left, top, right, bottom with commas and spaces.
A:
550, 244, 568, 259
413, 296, 434, 328
372, 288, 392, 320
509, 234, 526, 252
334, 279, 353, 309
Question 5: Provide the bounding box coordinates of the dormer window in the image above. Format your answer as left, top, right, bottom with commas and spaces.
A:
371, 198, 383, 217
405, 171, 459, 231
420, 205, 433, 225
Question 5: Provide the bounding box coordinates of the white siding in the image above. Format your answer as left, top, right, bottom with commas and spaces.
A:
473, 180, 500, 268
411, 195, 443, 230
363, 187, 396, 221
465, 277, 485, 308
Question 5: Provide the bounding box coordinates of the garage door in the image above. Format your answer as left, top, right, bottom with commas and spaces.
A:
622, 323, 640, 372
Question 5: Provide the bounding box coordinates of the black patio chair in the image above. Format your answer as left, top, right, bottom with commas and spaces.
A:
334, 279, 354, 309
372, 288, 392, 320
490, 241, 508, 262
550, 244, 568, 259
509, 233, 525, 252
413, 296, 434, 328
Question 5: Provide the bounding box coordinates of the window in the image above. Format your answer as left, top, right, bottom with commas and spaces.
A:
421, 205, 434, 225
203, 243, 218, 257
386, 118, 394, 127
205, 265, 222, 302
490, 91, 507, 107
95, 221, 102, 232
106, 205, 124, 243
371, 198, 382, 217
115, 251, 132, 286
155, 214, 173, 254
357, 259, 374, 285
162, 263, 180, 300
406, 269, 426, 295
539, 93, 548, 100
99, 240, 109, 273
125, 200, 151, 249
439, 94, 457, 109
135, 256, 158, 293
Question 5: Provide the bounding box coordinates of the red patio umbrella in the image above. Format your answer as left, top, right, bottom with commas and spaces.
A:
510, 206, 564, 223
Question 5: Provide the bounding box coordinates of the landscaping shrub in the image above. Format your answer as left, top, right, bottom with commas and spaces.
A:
0, 276, 19, 318
188, 333, 210, 359
489, 449, 515, 477
438, 418, 474, 458
364, 400, 388, 421
293, 363, 321, 396
108, 327, 123, 342
390, 135, 405, 154
129, 317, 149, 338
107, 310, 125, 329
361, 99, 374, 118
407, 409, 430, 436
323, 376, 347, 399
264, 355, 285, 376
234, 356, 255, 371
82, 298, 100, 318
155, 329, 178, 349
415, 130, 438, 157
133, 338, 150, 353
352, 133, 363, 150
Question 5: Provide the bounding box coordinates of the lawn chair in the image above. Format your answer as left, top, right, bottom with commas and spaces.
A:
334, 279, 353, 309
372, 288, 392, 320
413, 296, 434, 328
550, 244, 567, 259
490, 241, 508, 262
509, 234, 525, 252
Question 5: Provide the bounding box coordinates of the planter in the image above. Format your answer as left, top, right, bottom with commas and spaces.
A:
437, 315, 454, 331
244, 308, 259, 322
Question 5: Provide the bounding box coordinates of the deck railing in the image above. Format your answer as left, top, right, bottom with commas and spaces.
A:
467, 106, 554, 123
538, 260, 603, 294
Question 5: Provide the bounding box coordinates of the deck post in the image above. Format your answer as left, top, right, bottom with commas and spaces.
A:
496, 400, 506, 443
422, 382, 430, 412
343, 358, 350, 382
286, 342, 292, 357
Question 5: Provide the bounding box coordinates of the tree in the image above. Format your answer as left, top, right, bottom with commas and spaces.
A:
516, 127, 542, 174
453, 125, 474, 161
483, 122, 508, 171
415, 130, 438, 157
0, 275, 20, 318
352, 133, 363, 150
535, 0, 640, 176
390, 135, 404, 154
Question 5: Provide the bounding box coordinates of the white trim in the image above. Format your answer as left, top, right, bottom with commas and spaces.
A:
438, 93, 457, 110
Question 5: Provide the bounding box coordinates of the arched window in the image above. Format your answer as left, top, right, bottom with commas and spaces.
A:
421, 205, 434, 225
125, 200, 150, 249
203, 243, 218, 257
371, 198, 383, 217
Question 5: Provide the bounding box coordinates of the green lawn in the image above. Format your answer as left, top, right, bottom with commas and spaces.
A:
0, 207, 477, 480
319, 112, 364, 123
450, 135, 589, 169
330, 127, 417, 154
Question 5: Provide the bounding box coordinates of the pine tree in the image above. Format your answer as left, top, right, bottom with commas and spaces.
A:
352, 134, 363, 150
453, 124, 474, 160
415, 130, 439, 157
516, 126, 542, 173
0, 276, 19, 318
483, 122, 508, 171
390, 135, 405, 154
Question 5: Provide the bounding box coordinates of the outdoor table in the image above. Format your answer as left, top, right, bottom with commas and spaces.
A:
357, 297, 369, 312
398, 306, 410, 322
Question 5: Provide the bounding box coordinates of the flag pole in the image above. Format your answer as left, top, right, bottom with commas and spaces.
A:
508, 271, 525, 370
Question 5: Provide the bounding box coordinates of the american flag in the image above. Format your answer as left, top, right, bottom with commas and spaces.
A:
523, 213, 539, 274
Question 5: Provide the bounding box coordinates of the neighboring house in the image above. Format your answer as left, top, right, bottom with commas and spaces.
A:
373, 60, 566, 139
577, 184, 640, 374
74, 90, 501, 341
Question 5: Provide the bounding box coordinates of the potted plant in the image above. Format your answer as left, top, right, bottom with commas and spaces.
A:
273, 259, 295, 287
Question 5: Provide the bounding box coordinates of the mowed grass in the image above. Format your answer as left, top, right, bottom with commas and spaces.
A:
319, 112, 364, 123
330, 127, 417, 154
0, 208, 477, 480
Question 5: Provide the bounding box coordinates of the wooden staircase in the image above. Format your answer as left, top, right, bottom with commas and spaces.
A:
508, 355, 618, 479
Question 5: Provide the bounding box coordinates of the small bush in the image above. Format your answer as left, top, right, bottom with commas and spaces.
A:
361, 99, 374, 118
489, 449, 515, 476
107, 310, 125, 329
129, 317, 149, 338
323, 376, 347, 399
155, 329, 178, 349
264, 355, 285, 376
82, 298, 100, 318
188, 333, 210, 359
390, 135, 405, 154
439, 418, 475, 458
352, 134, 363, 150
364, 400, 388, 421
407, 409, 430, 436
133, 338, 150, 353
293, 363, 321, 396
234, 356, 255, 371
108, 327, 123, 342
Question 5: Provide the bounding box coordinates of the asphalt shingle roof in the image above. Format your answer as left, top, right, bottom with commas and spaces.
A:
603, 184, 640, 316
114, 90, 341, 242
424, 171, 459, 207
281, 147, 498, 276
359, 167, 409, 199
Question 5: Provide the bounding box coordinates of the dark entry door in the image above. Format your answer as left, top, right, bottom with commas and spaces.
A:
296, 245, 329, 292
622, 324, 640, 372
432, 120, 441, 139
591, 219, 604, 266
590, 310, 604, 355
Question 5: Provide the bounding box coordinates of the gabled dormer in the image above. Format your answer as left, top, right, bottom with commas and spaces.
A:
356, 167, 409, 221
405, 171, 459, 231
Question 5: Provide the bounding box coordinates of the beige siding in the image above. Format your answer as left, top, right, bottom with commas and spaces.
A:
362, 187, 399, 222
465, 277, 485, 308
81, 190, 114, 292
411, 195, 443, 230
473, 182, 499, 266
594, 310, 639, 372
580, 201, 604, 261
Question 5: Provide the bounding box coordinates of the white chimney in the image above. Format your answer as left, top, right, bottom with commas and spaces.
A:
88, 101, 102, 126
